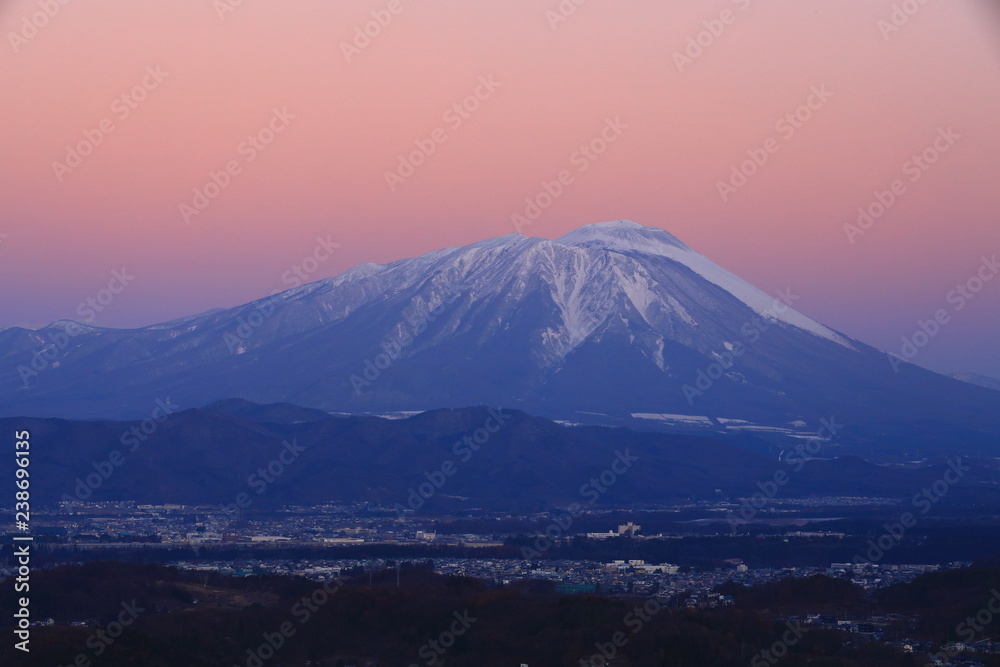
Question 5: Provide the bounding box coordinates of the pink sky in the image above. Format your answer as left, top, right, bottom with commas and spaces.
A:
1, 0, 999, 377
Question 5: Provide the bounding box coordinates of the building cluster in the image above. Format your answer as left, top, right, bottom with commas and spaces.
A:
1, 502, 962, 604
585, 522, 642, 539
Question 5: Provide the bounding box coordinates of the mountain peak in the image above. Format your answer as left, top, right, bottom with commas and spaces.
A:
0, 218, 881, 422
583, 219, 646, 230
554, 220, 691, 253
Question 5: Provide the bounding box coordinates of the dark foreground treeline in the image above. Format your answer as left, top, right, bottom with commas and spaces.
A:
4, 561, 1000, 666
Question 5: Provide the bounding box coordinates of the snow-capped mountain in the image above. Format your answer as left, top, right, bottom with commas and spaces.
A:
1, 220, 998, 432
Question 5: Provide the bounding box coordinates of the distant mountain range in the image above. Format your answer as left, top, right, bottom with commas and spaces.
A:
1, 401, 978, 510
1, 220, 998, 452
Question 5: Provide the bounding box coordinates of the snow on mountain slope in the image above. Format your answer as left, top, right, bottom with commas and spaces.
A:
556, 221, 852, 347
2, 220, 998, 428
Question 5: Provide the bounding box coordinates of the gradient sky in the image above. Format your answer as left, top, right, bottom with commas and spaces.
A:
2, 0, 999, 377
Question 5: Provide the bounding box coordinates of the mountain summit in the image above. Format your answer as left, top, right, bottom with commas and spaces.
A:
555, 219, 692, 251
1, 221, 997, 436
